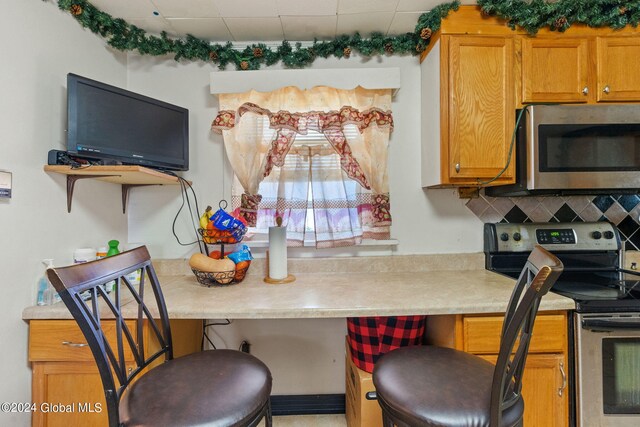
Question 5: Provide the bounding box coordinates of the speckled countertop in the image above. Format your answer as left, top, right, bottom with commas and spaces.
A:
22, 253, 575, 320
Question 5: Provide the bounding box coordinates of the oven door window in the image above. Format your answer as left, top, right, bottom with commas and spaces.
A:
602, 338, 640, 414
538, 124, 640, 172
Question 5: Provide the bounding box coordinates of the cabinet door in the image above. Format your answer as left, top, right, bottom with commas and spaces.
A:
521, 37, 590, 103
446, 35, 515, 183
31, 362, 115, 427
481, 353, 568, 427
597, 37, 640, 101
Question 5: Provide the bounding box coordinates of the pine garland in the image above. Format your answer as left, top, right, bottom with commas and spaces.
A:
50, 0, 640, 70
477, 0, 640, 34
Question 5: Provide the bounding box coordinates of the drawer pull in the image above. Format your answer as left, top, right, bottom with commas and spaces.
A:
558, 362, 567, 396
62, 341, 88, 348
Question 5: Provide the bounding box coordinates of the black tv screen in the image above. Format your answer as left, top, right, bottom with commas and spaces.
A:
67, 73, 189, 171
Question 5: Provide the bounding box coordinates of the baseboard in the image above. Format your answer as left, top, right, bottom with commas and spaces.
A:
271, 394, 346, 416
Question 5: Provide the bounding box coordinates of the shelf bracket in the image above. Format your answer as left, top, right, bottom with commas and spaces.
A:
66, 174, 119, 213
121, 184, 157, 214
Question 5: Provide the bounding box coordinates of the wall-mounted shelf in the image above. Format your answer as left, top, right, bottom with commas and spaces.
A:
44, 165, 186, 213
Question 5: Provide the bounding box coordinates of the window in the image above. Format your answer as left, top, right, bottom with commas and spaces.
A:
213, 86, 393, 248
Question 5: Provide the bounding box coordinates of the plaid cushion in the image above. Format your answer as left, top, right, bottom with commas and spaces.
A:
347, 316, 426, 373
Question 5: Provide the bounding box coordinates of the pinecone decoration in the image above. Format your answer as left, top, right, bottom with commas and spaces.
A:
420, 27, 432, 40
343, 47, 351, 58
553, 16, 568, 30
415, 43, 425, 53
209, 51, 218, 61
70, 4, 83, 16
253, 47, 263, 58
620, 6, 628, 15
384, 43, 394, 55
240, 61, 249, 70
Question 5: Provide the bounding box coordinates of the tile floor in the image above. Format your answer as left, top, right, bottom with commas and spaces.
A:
259, 414, 347, 426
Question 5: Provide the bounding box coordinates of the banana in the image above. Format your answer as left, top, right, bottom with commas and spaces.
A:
199, 206, 213, 229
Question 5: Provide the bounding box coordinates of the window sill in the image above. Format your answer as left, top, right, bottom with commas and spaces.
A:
242, 238, 399, 248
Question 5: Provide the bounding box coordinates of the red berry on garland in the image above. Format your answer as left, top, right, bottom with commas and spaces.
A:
420, 28, 432, 40
70, 4, 83, 16
240, 61, 249, 70
343, 47, 351, 58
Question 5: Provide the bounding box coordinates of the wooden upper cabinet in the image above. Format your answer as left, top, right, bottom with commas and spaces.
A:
596, 36, 640, 102
521, 37, 590, 103
446, 35, 515, 182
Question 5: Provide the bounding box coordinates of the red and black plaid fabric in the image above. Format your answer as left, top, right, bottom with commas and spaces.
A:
347, 316, 426, 373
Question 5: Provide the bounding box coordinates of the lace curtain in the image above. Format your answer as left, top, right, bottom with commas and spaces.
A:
212, 86, 393, 248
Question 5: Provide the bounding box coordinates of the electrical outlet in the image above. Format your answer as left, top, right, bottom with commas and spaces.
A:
240, 340, 250, 353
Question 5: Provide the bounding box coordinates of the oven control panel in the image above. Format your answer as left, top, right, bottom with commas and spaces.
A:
484, 222, 621, 252
536, 229, 576, 245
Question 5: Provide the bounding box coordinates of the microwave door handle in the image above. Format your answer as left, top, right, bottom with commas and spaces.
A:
582, 318, 640, 332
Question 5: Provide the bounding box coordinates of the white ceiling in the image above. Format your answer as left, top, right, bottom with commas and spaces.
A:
87, 0, 477, 43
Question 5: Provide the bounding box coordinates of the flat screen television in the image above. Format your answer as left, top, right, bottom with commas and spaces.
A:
66, 73, 189, 171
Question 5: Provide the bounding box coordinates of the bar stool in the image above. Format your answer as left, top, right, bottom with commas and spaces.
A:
372, 245, 563, 427
47, 246, 272, 427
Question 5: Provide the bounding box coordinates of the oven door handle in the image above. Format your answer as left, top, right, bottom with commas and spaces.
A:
582, 318, 640, 332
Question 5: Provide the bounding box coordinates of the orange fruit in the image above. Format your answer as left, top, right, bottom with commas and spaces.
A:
234, 260, 251, 281
208, 250, 222, 259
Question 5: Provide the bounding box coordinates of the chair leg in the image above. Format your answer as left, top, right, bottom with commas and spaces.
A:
264, 399, 272, 427
382, 410, 395, 427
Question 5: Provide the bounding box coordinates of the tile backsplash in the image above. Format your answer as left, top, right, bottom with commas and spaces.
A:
466, 193, 640, 250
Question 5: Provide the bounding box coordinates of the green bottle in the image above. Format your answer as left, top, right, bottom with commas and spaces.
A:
105, 240, 120, 293
106, 240, 120, 257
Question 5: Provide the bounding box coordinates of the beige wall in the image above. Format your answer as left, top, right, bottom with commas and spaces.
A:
0, 2, 128, 425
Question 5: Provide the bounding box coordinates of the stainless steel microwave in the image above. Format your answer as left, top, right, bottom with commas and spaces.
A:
486, 104, 640, 196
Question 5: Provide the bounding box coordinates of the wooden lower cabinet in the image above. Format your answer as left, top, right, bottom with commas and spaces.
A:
29, 319, 202, 427
480, 353, 567, 427
426, 312, 569, 427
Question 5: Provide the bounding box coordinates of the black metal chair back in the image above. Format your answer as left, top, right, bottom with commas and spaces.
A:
490, 245, 563, 426
47, 246, 172, 426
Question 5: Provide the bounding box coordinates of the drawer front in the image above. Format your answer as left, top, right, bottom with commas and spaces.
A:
29, 320, 136, 362
463, 314, 566, 354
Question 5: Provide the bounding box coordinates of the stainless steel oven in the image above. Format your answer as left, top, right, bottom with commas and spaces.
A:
485, 221, 640, 426
486, 104, 640, 197
576, 313, 640, 426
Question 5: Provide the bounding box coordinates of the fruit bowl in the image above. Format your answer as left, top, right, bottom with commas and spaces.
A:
191, 264, 250, 287
198, 227, 247, 244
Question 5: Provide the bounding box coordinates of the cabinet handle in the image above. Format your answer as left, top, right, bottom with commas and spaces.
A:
455, 163, 460, 173
582, 86, 589, 95
62, 341, 88, 348
558, 362, 567, 396
603, 85, 611, 94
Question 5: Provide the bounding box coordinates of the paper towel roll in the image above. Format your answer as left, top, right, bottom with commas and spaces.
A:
268, 226, 287, 280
